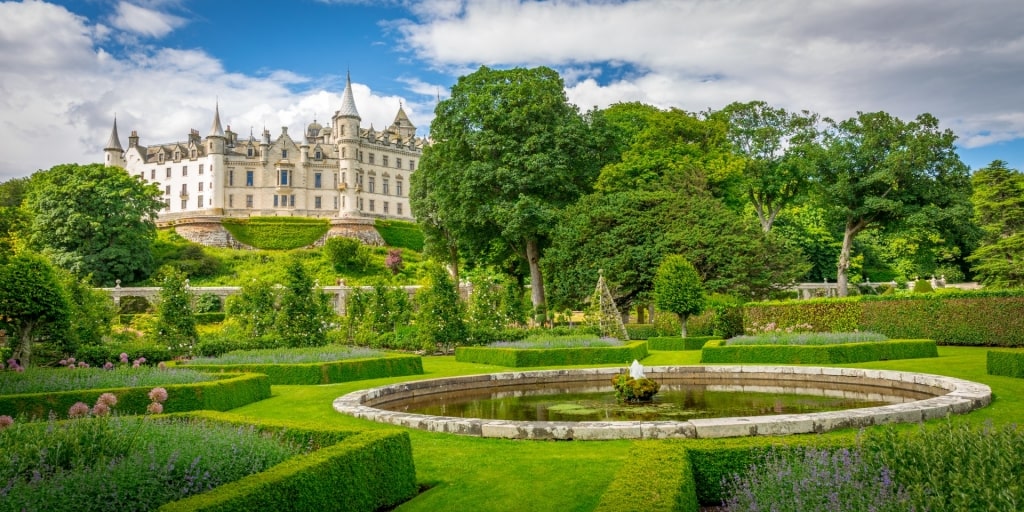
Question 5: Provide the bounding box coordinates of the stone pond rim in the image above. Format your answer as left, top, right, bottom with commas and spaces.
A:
332, 365, 992, 441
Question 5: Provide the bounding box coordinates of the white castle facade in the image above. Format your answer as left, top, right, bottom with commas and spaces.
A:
103, 75, 424, 224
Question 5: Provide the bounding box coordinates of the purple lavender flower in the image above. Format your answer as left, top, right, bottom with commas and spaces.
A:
68, 402, 90, 418
58, 359, 66, 366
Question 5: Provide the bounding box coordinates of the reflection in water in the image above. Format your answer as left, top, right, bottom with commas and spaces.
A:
382, 379, 931, 422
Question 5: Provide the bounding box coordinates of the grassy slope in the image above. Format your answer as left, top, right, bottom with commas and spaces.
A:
224, 347, 1024, 511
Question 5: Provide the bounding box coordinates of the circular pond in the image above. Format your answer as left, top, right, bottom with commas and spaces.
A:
333, 366, 991, 440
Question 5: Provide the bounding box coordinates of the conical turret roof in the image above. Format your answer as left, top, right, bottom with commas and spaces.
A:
338, 72, 360, 118
105, 117, 123, 151
209, 102, 225, 138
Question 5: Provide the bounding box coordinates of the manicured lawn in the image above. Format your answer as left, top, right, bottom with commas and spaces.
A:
224, 346, 1024, 511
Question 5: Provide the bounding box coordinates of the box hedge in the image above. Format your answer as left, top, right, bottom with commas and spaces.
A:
647, 336, 719, 351
158, 412, 417, 512
374, 219, 425, 252
180, 354, 423, 385
0, 372, 270, 420
698, 339, 938, 364
987, 350, 1024, 378
454, 341, 649, 367
594, 440, 698, 512
221, 217, 330, 250
745, 291, 1024, 347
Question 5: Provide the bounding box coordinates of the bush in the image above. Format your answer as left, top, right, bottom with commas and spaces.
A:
594, 440, 697, 512
195, 293, 222, 313
913, 279, 934, 293
624, 323, 670, 340
221, 217, 330, 250
455, 341, 649, 367
181, 354, 424, 385
73, 342, 174, 366
323, 237, 364, 272
699, 339, 938, 364
647, 336, 719, 351
987, 350, 1024, 378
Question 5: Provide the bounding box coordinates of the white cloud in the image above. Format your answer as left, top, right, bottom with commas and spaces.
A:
109, 1, 186, 38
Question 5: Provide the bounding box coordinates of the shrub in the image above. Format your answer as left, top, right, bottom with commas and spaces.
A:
118, 295, 152, 314
323, 237, 364, 272
416, 265, 466, 352
222, 217, 330, 250
195, 293, 222, 313
181, 353, 423, 385
154, 268, 198, 356
623, 323, 669, 340
699, 338, 938, 364
594, 441, 697, 512
647, 336, 719, 351
374, 219, 424, 252
274, 259, 333, 348
987, 350, 1024, 378
912, 279, 934, 293
455, 341, 649, 367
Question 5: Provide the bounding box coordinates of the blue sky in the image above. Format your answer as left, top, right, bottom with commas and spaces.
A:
1, 0, 1023, 181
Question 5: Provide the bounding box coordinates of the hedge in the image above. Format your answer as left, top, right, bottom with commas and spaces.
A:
647, 336, 719, 351
698, 339, 938, 364
0, 372, 271, 420
594, 440, 698, 512
180, 354, 424, 385
987, 350, 1024, 378
374, 219, 425, 252
745, 292, 1024, 347
454, 341, 649, 367
624, 323, 672, 340
221, 217, 330, 250
158, 412, 416, 512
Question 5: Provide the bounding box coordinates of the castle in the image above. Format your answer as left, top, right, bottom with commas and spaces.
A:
103, 74, 425, 245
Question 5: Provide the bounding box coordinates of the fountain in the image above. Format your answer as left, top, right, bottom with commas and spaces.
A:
333, 366, 991, 440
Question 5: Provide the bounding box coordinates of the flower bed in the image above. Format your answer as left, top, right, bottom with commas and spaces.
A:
180, 348, 423, 385
699, 338, 938, 364
455, 340, 649, 367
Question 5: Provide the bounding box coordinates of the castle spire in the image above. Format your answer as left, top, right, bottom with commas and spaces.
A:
338, 71, 360, 118
105, 116, 123, 151
209, 101, 225, 138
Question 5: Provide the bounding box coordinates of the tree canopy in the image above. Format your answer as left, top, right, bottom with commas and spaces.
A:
24, 163, 164, 286
653, 255, 706, 337
969, 160, 1024, 287
0, 253, 70, 367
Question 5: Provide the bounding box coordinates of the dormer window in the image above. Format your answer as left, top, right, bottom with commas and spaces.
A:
158, 153, 164, 163
282, 149, 288, 159
174, 151, 180, 160
247, 147, 254, 157
190, 149, 197, 158
315, 150, 322, 160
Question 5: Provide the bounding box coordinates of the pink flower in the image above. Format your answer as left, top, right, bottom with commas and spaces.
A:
58, 359, 66, 366
146, 402, 163, 414
103, 362, 114, 370
157, 362, 167, 370
67, 357, 75, 364
91, 403, 110, 416
138, 357, 146, 364
119, 352, 128, 361
148, 387, 168, 403
68, 402, 90, 419
96, 393, 118, 407
0, 415, 13, 429
77, 362, 88, 368
68, 364, 76, 369
132, 362, 140, 368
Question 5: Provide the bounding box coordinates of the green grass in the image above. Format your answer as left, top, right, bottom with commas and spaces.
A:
375, 219, 425, 252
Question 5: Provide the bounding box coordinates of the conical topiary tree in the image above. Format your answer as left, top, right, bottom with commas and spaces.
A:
586, 270, 629, 340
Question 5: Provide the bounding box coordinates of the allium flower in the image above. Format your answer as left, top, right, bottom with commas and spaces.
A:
68, 364, 76, 369
132, 362, 140, 368
157, 362, 167, 370
91, 403, 111, 416
68, 402, 90, 418
77, 362, 88, 368
146, 402, 163, 414
58, 359, 66, 366
103, 362, 114, 370
0, 415, 13, 429
119, 352, 129, 361
138, 357, 146, 364
148, 387, 168, 403
97, 393, 118, 407
67, 357, 75, 364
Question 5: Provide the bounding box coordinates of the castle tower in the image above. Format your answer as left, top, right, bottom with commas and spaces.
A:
206, 102, 226, 155
104, 117, 126, 168
334, 72, 361, 217
205, 103, 227, 212
390, 102, 417, 141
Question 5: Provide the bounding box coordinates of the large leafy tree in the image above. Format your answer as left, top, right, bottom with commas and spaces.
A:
968, 160, 1024, 287
25, 163, 164, 286
275, 259, 332, 348
412, 66, 604, 313
653, 255, 706, 338
0, 177, 30, 260
0, 253, 70, 367
154, 268, 198, 355
815, 112, 970, 296
712, 101, 821, 232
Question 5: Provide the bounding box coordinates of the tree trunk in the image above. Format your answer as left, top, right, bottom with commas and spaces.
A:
837, 222, 863, 297
680, 314, 688, 338
636, 304, 645, 324
14, 323, 33, 368
446, 242, 459, 288
525, 239, 546, 313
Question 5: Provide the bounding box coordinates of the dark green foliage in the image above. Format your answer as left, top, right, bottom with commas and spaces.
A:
52, 269, 114, 357
275, 259, 333, 348
158, 428, 416, 512
194, 293, 222, 313
647, 336, 719, 351
181, 354, 423, 385
154, 269, 199, 356
221, 217, 329, 250
415, 265, 467, 352
465, 270, 525, 343
987, 350, 1024, 378
623, 323, 673, 340
374, 219, 425, 252
118, 295, 152, 314
25, 163, 164, 285
346, 281, 413, 347
745, 298, 862, 333
0, 253, 70, 367
0, 372, 270, 419
969, 160, 1024, 287
153, 233, 223, 279
73, 341, 173, 366
455, 341, 648, 367
594, 440, 698, 512
654, 255, 706, 337
699, 339, 938, 364
611, 373, 660, 402
912, 279, 933, 293
322, 236, 366, 272
225, 280, 278, 338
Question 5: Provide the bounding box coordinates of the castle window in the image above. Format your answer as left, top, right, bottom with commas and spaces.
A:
396, 157, 402, 169
368, 177, 375, 194
341, 147, 346, 158
246, 170, 254, 187
246, 195, 253, 208
397, 203, 403, 215
158, 153, 164, 163
358, 150, 363, 162
174, 151, 180, 160
334, 197, 339, 209
315, 150, 322, 160
315, 196, 322, 209
383, 201, 389, 214
198, 182, 204, 192
229, 170, 234, 186
409, 159, 415, 170
279, 169, 289, 186
164, 199, 170, 209
191, 149, 197, 158
197, 195, 203, 209
182, 166, 188, 177
247, 147, 254, 157
369, 153, 375, 165
369, 199, 375, 212
199, 164, 204, 175
358, 198, 363, 210
166, 167, 171, 178
290, 194, 295, 207
229, 195, 233, 208
150, 169, 155, 180
181, 184, 187, 194
382, 155, 388, 167
383, 179, 389, 196
314, 173, 322, 189
165, 185, 170, 196
396, 180, 403, 197
181, 199, 187, 210
282, 149, 288, 159
357, 173, 363, 188
274, 195, 279, 207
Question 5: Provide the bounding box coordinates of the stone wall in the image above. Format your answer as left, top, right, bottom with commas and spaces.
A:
162, 215, 385, 249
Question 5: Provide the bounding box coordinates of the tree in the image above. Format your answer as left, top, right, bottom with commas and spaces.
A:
816, 112, 970, 296
653, 256, 706, 338
415, 264, 467, 353
24, 163, 164, 286
712, 101, 821, 232
0, 253, 70, 367
412, 66, 605, 313
225, 279, 278, 338
969, 160, 1024, 287
275, 259, 332, 347
154, 268, 198, 355
0, 177, 30, 261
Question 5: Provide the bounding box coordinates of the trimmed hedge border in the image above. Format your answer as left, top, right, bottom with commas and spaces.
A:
594, 440, 698, 512
699, 339, 938, 364
158, 412, 416, 512
454, 341, 649, 367
987, 350, 1024, 378
180, 354, 424, 385
648, 336, 720, 351
0, 372, 270, 420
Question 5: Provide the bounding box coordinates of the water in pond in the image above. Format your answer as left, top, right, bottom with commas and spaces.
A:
385, 380, 927, 422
